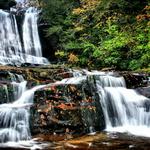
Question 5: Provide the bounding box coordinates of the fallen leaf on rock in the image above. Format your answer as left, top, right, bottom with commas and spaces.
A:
56, 103, 77, 110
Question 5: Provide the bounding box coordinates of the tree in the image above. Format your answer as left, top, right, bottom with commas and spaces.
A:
39, 0, 150, 70
0, 0, 16, 9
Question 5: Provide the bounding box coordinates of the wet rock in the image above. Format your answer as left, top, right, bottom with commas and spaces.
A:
0, 0, 16, 10
136, 86, 150, 98
31, 76, 105, 138
39, 72, 48, 78
120, 72, 149, 88
38, 24, 56, 61
0, 65, 149, 141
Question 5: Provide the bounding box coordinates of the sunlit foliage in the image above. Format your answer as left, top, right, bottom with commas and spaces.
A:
39, 0, 149, 70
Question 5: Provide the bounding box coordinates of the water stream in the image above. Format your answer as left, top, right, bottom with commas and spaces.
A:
0, 70, 149, 149
0, 9, 22, 65
53, 70, 150, 137
22, 7, 48, 64
0, 7, 48, 65
94, 73, 150, 137
0, 1, 150, 148
0, 74, 47, 149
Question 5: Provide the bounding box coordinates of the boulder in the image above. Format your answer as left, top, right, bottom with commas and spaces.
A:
31, 76, 105, 138
120, 72, 149, 88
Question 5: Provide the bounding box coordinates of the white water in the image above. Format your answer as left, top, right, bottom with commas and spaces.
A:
53, 70, 150, 137
9, 72, 27, 100
0, 8, 48, 65
66, 70, 150, 137
0, 68, 149, 148
22, 7, 48, 64
95, 75, 150, 137
0, 139, 50, 150
0, 9, 22, 65
0, 74, 46, 143
56, 76, 86, 85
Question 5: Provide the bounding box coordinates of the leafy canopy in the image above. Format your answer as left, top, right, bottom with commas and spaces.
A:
39, 0, 150, 70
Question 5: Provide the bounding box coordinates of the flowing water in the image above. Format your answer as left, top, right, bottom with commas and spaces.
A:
0, 8, 48, 65
22, 7, 48, 64
0, 74, 28, 143
0, 9, 22, 65
0, 70, 149, 149
94, 73, 150, 137
0, 2, 150, 147
0, 74, 48, 149
56, 70, 150, 137
54, 71, 150, 138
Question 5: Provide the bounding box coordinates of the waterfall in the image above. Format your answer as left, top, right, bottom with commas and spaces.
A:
0, 73, 46, 143
95, 74, 150, 137
0, 9, 22, 65
22, 7, 48, 64
0, 74, 28, 143
8, 72, 27, 100
0, 8, 48, 65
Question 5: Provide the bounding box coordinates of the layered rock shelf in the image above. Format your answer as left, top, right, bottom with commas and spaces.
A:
0, 65, 149, 141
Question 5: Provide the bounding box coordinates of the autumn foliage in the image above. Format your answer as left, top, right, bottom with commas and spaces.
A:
39, 0, 150, 70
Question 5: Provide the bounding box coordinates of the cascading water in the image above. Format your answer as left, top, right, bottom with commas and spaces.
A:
0, 74, 28, 143
95, 74, 150, 137
0, 73, 46, 144
23, 7, 42, 57
0, 9, 22, 65
0, 7, 48, 65
0, 68, 149, 150
22, 7, 48, 64
8, 72, 27, 100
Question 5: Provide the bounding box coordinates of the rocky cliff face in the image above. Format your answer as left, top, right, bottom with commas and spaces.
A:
38, 23, 56, 61
0, 0, 16, 10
